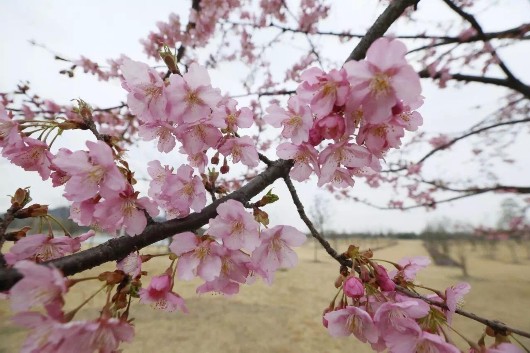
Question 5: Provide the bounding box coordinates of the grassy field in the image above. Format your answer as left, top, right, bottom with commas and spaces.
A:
1, 239, 529, 353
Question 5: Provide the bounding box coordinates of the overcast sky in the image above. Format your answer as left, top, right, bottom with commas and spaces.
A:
1, 0, 529, 234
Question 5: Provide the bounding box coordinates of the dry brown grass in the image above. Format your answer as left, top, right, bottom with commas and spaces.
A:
1, 239, 529, 353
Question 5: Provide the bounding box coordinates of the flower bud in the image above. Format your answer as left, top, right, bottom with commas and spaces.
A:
343, 276, 365, 298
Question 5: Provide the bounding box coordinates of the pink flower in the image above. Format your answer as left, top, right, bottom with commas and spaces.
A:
139, 273, 188, 313
276, 142, 319, 182
121, 58, 167, 122
356, 122, 405, 157
94, 185, 159, 236
196, 247, 251, 296
297, 67, 350, 118
167, 63, 222, 123
343, 276, 365, 298
391, 100, 424, 132
312, 114, 346, 141
374, 265, 395, 292
170, 231, 222, 281
175, 117, 224, 155
208, 199, 260, 251
0, 103, 23, 151
212, 98, 253, 133
4, 231, 95, 265
147, 160, 174, 199
324, 306, 379, 343
218, 136, 259, 168
386, 329, 460, 353
117, 252, 142, 278
445, 282, 471, 323
318, 140, 380, 186
138, 121, 178, 153
392, 256, 431, 281
374, 301, 429, 337
251, 225, 306, 284
159, 164, 207, 219
53, 141, 127, 202
9, 261, 67, 313
81, 317, 135, 353
12, 311, 69, 353
4, 137, 53, 180
263, 96, 313, 145
344, 38, 421, 124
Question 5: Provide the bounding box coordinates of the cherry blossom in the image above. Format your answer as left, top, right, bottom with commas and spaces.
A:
9, 261, 67, 313
167, 63, 222, 124
218, 136, 259, 168
139, 272, 188, 313
276, 142, 319, 182
251, 225, 306, 284
53, 141, 127, 202
208, 199, 260, 251
324, 306, 379, 343
343, 37, 422, 125
263, 96, 313, 145
4, 231, 95, 265
170, 231, 222, 282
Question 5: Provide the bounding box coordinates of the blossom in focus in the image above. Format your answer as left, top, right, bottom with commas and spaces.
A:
264, 96, 313, 145
139, 272, 188, 313
167, 63, 222, 124
4, 231, 95, 265
208, 199, 261, 251
218, 136, 259, 168
121, 58, 168, 122
53, 141, 127, 202
324, 306, 379, 343
251, 225, 306, 284
170, 231, 222, 282
276, 142, 319, 182
344, 37, 421, 125
297, 67, 349, 118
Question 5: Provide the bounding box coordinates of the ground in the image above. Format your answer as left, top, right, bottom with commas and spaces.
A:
1, 238, 529, 353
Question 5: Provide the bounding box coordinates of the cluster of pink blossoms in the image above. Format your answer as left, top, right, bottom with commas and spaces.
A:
124, 199, 305, 304
266, 37, 423, 187
121, 59, 258, 172
8, 261, 133, 352
321, 250, 523, 353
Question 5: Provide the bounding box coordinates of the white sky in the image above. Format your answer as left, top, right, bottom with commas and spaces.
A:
0, 0, 529, 234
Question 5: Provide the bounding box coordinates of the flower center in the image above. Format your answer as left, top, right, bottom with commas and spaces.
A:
186, 91, 202, 106
369, 73, 391, 97
287, 115, 303, 127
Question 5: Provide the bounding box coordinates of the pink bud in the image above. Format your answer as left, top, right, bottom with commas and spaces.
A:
374, 265, 395, 292
343, 276, 364, 298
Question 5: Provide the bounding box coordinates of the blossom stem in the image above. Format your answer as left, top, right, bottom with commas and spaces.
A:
511, 335, 530, 353
444, 322, 480, 350
46, 214, 72, 237
370, 258, 400, 267
413, 284, 444, 297
66, 284, 107, 320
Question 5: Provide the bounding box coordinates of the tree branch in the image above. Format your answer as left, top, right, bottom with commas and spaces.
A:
345, 0, 420, 63
384, 117, 530, 173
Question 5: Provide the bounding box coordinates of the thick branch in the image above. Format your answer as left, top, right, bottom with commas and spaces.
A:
345, 0, 420, 63
0, 159, 293, 291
